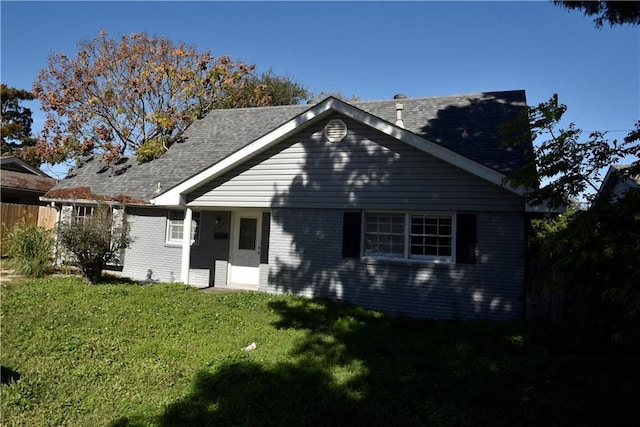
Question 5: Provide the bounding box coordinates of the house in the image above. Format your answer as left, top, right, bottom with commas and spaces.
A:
1, 156, 56, 205
42, 91, 535, 320
1, 157, 58, 245
598, 164, 640, 203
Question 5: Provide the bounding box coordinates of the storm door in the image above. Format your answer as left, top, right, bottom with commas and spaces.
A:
228, 212, 262, 289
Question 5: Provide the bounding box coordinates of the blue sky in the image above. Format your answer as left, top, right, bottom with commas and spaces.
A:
1, 1, 638, 178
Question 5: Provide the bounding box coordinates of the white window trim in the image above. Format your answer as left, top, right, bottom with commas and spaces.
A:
361, 211, 457, 264
73, 205, 94, 222
165, 210, 200, 245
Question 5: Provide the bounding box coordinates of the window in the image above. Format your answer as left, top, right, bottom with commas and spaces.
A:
364, 213, 405, 257
166, 210, 200, 245
238, 218, 257, 250
363, 212, 455, 262
409, 214, 453, 258
74, 205, 94, 222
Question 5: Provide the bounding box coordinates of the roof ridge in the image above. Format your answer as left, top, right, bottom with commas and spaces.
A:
204, 103, 309, 114
352, 89, 526, 104
200, 89, 527, 112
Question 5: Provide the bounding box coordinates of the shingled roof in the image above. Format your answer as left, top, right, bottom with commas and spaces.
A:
45, 90, 532, 203
1, 170, 57, 194
1, 157, 57, 202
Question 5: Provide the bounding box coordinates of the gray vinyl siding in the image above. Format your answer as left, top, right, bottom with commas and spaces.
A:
611, 180, 637, 201
266, 207, 524, 321
187, 116, 522, 212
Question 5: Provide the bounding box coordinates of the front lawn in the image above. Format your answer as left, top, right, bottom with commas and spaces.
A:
1, 277, 638, 426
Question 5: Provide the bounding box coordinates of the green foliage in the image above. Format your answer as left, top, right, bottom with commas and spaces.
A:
553, 1, 640, 28
513, 94, 640, 348
507, 94, 639, 209
313, 89, 361, 103
255, 70, 308, 106
213, 68, 309, 109
0, 84, 36, 162
56, 204, 131, 284
529, 203, 577, 247
135, 137, 167, 164
534, 190, 640, 348
4, 221, 53, 277
2, 277, 640, 426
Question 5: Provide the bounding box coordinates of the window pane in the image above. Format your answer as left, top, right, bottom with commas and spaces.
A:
74, 206, 94, 222
411, 223, 423, 235
167, 211, 200, 244
364, 213, 405, 257
409, 214, 453, 259
170, 220, 183, 240
238, 218, 257, 250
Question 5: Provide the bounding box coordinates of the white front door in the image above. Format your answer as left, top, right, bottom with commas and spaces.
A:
228, 212, 262, 289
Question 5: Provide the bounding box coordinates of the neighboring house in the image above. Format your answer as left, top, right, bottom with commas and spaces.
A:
599, 164, 640, 202
1, 156, 56, 205
43, 91, 535, 320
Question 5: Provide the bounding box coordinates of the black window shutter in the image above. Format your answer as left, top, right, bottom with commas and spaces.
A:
260, 212, 271, 264
456, 214, 477, 264
342, 212, 362, 258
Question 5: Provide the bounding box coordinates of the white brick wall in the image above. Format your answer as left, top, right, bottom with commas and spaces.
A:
122, 208, 182, 283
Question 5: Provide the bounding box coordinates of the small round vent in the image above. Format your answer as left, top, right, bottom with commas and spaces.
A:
324, 119, 347, 143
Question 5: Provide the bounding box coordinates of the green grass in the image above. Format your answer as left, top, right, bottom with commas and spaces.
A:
1, 277, 639, 426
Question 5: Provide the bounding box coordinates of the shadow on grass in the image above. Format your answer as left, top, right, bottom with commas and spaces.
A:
97, 274, 140, 285
0, 365, 21, 385
110, 297, 640, 427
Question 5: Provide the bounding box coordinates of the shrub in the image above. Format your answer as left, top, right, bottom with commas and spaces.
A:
535, 189, 640, 349
4, 221, 54, 277
57, 204, 131, 284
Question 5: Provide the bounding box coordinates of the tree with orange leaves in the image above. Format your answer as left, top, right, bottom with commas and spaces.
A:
30, 31, 307, 165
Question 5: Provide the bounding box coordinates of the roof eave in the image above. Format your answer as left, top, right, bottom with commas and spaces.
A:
2, 186, 51, 195
1, 156, 52, 177
40, 196, 98, 205
40, 196, 149, 207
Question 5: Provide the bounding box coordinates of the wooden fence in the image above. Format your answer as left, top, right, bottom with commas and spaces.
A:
1, 203, 58, 255
524, 255, 566, 322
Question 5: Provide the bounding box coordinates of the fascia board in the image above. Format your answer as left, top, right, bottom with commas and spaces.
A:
40, 197, 97, 205
1, 156, 50, 177
152, 97, 523, 206
599, 165, 618, 194
39, 197, 134, 207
